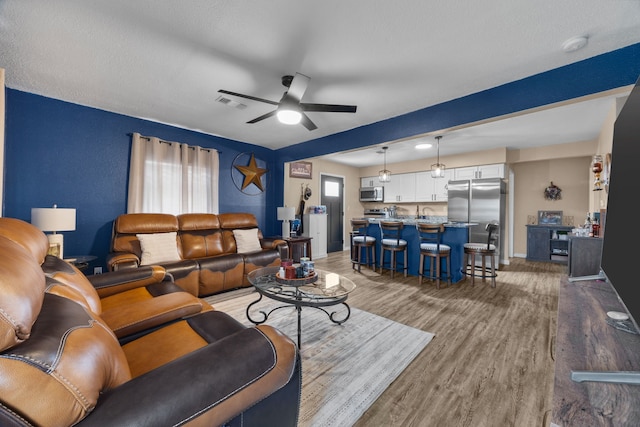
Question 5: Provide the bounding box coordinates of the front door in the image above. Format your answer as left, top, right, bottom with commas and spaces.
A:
321, 174, 344, 253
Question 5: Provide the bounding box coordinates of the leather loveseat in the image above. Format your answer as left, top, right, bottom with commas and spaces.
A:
108, 212, 289, 296
0, 218, 301, 427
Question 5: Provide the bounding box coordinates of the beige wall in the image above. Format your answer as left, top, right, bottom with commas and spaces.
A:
284, 99, 619, 258
511, 157, 591, 256
283, 157, 361, 247
591, 101, 617, 213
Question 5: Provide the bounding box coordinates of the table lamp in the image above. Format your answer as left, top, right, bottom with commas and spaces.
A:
31, 204, 76, 259
277, 206, 296, 238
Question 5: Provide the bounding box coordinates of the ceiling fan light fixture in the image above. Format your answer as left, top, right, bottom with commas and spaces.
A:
219, 72, 356, 131
277, 108, 302, 125
277, 96, 303, 125
430, 135, 446, 178
379, 146, 391, 182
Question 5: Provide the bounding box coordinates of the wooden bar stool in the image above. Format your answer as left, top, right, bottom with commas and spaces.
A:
379, 221, 408, 278
463, 222, 499, 287
417, 223, 451, 289
350, 219, 376, 272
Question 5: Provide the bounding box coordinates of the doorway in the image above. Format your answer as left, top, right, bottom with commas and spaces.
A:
320, 174, 344, 253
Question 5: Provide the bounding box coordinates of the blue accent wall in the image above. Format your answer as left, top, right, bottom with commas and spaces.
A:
4, 43, 640, 269
4, 91, 278, 267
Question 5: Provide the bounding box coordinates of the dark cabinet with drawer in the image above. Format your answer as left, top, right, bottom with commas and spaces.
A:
526, 225, 573, 264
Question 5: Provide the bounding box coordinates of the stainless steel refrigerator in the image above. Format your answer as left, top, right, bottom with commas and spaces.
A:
447, 178, 506, 267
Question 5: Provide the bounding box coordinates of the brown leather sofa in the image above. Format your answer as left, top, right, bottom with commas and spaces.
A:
0, 218, 301, 426
108, 213, 289, 296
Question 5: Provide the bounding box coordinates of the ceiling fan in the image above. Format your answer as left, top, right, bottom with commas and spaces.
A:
218, 73, 357, 131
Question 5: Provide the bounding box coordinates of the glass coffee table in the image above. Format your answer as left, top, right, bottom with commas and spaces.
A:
247, 266, 356, 348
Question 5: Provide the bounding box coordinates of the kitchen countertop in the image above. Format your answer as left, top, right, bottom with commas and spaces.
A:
360, 217, 477, 227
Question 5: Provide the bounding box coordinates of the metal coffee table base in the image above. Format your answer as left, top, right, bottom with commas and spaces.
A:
246, 293, 351, 348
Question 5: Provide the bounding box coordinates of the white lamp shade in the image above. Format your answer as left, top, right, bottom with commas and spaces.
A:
31, 207, 76, 232
277, 207, 296, 238
277, 207, 296, 221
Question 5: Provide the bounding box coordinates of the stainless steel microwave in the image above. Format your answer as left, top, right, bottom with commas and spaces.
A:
359, 186, 384, 202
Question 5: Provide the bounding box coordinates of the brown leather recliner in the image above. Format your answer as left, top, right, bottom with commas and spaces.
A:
0, 217, 211, 341
0, 219, 301, 427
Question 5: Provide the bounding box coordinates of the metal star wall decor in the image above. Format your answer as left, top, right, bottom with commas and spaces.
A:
233, 153, 268, 192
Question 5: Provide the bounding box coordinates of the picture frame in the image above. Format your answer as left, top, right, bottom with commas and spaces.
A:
538, 210, 563, 225
289, 161, 312, 179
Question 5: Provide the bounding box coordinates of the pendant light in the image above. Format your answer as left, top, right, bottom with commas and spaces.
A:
431, 135, 446, 178
379, 146, 391, 182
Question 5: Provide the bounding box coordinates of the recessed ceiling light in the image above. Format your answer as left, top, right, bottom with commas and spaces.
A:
562, 36, 588, 52
415, 143, 432, 150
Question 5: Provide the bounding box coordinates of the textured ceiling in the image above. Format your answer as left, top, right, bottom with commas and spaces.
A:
2, 0, 640, 165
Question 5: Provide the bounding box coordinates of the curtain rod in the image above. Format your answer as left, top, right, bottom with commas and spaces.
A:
127, 133, 219, 153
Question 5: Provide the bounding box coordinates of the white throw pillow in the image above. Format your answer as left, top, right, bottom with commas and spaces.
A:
136, 232, 181, 265
233, 228, 262, 253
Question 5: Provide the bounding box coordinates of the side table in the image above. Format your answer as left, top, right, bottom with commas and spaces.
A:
285, 237, 313, 262
65, 255, 97, 272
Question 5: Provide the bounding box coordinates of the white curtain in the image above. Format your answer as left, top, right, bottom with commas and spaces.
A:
127, 133, 219, 214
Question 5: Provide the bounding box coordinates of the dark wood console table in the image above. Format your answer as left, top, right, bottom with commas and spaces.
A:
284, 236, 312, 262
552, 277, 640, 426
526, 225, 573, 264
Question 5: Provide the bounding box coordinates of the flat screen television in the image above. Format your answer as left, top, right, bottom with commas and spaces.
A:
573, 77, 640, 385
600, 78, 640, 336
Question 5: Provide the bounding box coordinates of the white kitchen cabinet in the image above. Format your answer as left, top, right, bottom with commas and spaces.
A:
360, 176, 379, 188
433, 169, 454, 201
415, 169, 453, 202
383, 172, 416, 203
453, 166, 476, 180
302, 214, 327, 259
454, 163, 505, 180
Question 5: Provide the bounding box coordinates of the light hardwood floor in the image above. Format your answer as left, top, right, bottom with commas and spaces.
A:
311, 250, 566, 427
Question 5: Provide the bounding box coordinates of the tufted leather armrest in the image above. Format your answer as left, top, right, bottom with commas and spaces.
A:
261, 237, 289, 259
88, 265, 167, 298
75, 319, 301, 427
107, 252, 141, 271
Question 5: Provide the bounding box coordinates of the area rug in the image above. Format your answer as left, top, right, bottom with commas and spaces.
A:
206, 291, 435, 427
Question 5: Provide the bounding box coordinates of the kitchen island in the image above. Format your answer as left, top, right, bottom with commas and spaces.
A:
355, 218, 473, 283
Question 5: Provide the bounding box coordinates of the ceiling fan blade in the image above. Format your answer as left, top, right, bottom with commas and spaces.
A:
218, 89, 279, 106
286, 73, 310, 102
247, 109, 277, 124
300, 112, 318, 131
300, 103, 357, 113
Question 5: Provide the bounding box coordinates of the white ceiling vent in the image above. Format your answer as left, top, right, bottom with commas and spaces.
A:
216, 96, 247, 110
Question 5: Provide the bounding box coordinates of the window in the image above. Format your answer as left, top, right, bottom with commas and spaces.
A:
127, 133, 219, 214
324, 180, 340, 197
